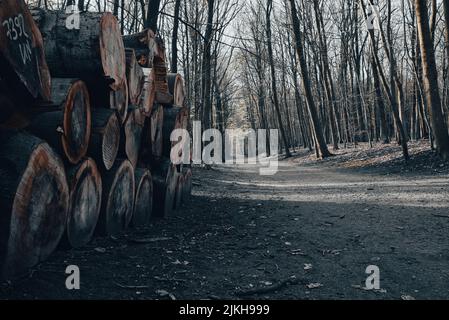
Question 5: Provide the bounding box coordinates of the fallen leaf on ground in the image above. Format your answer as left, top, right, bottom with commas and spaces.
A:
129, 237, 172, 243
156, 289, 177, 300
290, 249, 304, 256
304, 264, 313, 271
306, 283, 323, 289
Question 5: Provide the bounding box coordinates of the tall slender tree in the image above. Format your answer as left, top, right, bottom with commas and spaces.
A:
288, 0, 331, 158
266, 0, 291, 157
415, 0, 449, 160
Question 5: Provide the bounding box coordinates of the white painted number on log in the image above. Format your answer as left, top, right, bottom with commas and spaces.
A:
2, 14, 32, 65
65, 265, 80, 290
2, 14, 29, 41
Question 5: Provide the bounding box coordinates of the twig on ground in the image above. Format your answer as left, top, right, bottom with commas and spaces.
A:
432, 214, 449, 219
115, 282, 149, 289
235, 277, 305, 297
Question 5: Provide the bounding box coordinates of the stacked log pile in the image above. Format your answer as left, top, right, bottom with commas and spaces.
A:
0, 1, 192, 279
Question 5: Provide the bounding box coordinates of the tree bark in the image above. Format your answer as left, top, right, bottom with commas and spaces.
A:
360, 0, 409, 160
201, 0, 215, 129
152, 158, 178, 218
162, 106, 189, 158
0, 0, 51, 105
88, 109, 120, 171
140, 104, 164, 166
145, 0, 161, 31
125, 49, 145, 106
139, 67, 156, 115
97, 159, 135, 236
266, 0, 291, 157
27, 79, 91, 165
132, 168, 153, 227
171, 0, 181, 73
0, 131, 69, 279
416, 0, 449, 159
182, 167, 193, 202
64, 158, 102, 248
120, 107, 145, 168
288, 0, 331, 158
167, 73, 186, 107
32, 9, 126, 91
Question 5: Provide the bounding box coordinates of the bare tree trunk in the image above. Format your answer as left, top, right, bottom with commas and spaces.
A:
416, 0, 449, 160
266, 0, 291, 157
288, 0, 331, 158
360, 0, 409, 161
443, 1, 449, 63
171, 0, 181, 73
145, 0, 161, 31
201, 0, 215, 129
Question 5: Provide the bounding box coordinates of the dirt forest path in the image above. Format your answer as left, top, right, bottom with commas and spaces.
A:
2, 145, 449, 300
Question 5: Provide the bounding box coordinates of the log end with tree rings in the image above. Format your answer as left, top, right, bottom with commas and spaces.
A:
31, 10, 125, 91
0, 131, 69, 279
182, 167, 193, 202
125, 49, 145, 106
122, 107, 145, 168
167, 73, 185, 107
99, 13, 127, 91
0, 92, 29, 128
26, 79, 91, 165
132, 168, 153, 228
174, 173, 185, 210
152, 159, 178, 218
153, 62, 173, 105
150, 104, 164, 162
140, 68, 156, 115
97, 159, 135, 236
122, 29, 156, 68
65, 158, 102, 249
0, 0, 51, 102
139, 104, 163, 166
162, 106, 189, 158
89, 109, 120, 171
110, 80, 129, 123
61, 79, 91, 164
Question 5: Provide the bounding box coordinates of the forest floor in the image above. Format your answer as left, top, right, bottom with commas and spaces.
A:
2, 140, 449, 300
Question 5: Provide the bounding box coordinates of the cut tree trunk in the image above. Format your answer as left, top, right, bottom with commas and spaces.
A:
0, 0, 51, 103
0, 91, 29, 128
27, 79, 91, 164
125, 49, 145, 106
90, 79, 129, 124
132, 168, 153, 227
88, 109, 120, 171
174, 173, 184, 210
153, 39, 173, 105
64, 158, 102, 248
0, 131, 69, 279
167, 73, 185, 107
139, 68, 156, 115
162, 106, 189, 158
140, 104, 164, 165
182, 167, 193, 202
119, 107, 145, 168
122, 29, 157, 67
152, 158, 178, 218
31, 9, 126, 91
416, 0, 449, 160
96, 159, 135, 236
